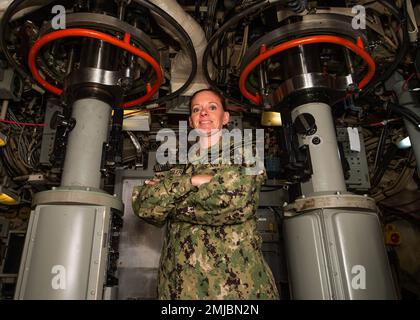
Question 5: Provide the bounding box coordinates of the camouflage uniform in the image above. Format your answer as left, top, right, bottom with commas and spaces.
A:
132, 142, 279, 300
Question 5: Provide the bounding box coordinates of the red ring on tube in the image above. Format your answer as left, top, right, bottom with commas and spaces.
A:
28, 28, 162, 107
239, 35, 376, 105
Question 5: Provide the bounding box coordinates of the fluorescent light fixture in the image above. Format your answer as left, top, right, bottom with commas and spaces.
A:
261, 111, 282, 126
0, 186, 19, 205
0, 132, 8, 147
396, 136, 411, 149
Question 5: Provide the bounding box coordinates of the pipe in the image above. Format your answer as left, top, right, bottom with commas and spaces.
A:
148, 0, 210, 95
386, 72, 420, 178
0, 0, 13, 14
1, 100, 9, 120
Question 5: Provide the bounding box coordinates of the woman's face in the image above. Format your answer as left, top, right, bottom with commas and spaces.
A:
189, 91, 230, 134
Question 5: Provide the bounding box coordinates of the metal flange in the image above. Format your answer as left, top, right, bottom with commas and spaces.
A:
269, 72, 355, 106
285, 193, 377, 216
33, 187, 124, 212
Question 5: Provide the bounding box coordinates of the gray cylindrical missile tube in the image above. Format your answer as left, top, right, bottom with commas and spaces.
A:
61, 98, 111, 188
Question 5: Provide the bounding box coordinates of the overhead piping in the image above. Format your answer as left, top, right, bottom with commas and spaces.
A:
149, 0, 211, 95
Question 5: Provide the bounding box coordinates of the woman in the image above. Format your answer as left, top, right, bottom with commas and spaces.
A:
132, 89, 279, 299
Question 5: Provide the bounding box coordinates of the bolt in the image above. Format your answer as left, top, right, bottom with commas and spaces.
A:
312, 137, 321, 145
347, 83, 358, 92
119, 77, 133, 90
308, 128, 317, 136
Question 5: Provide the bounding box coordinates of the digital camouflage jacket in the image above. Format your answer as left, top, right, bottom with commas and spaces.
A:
132, 143, 279, 300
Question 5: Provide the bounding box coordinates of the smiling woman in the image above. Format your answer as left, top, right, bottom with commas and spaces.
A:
188, 89, 231, 152
189, 89, 229, 131
132, 89, 279, 300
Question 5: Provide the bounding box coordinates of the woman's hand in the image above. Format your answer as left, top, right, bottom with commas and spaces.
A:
144, 178, 160, 185
191, 174, 213, 187
145, 174, 213, 187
